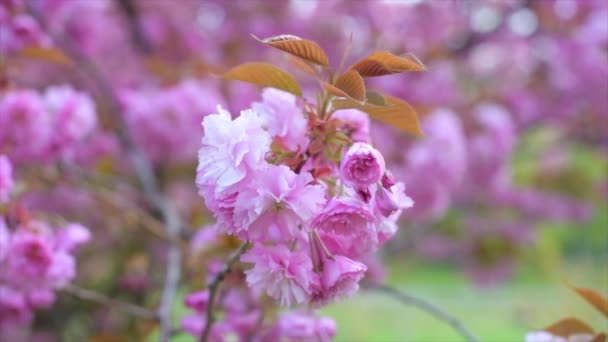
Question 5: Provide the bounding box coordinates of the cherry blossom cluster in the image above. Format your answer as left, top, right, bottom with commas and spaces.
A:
0, 155, 90, 336
120, 79, 223, 163
188, 87, 412, 338
182, 224, 337, 341
0, 86, 97, 164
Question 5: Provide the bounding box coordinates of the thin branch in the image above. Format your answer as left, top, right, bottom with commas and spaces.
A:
114, 0, 153, 54
63, 284, 159, 321
200, 242, 250, 342
368, 284, 480, 342
25, 3, 183, 341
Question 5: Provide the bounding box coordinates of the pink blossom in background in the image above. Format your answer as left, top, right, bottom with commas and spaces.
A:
273, 310, 336, 342
0, 155, 14, 203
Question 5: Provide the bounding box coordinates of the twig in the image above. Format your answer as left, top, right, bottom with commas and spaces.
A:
25, 3, 184, 341
63, 284, 158, 321
115, 0, 153, 54
368, 284, 480, 342
199, 242, 250, 342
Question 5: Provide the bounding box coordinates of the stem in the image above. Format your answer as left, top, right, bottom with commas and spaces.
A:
199, 242, 250, 342
368, 285, 480, 342
25, 3, 183, 341
63, 285, 158, 321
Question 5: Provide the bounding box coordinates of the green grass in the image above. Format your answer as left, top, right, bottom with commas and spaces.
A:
321, 260, 607, 342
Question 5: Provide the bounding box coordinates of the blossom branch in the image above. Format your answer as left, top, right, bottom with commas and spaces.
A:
368, 284, 480, 342
25, 3, 184, 341
199, 242, 250, 342
63, 284, 159, 321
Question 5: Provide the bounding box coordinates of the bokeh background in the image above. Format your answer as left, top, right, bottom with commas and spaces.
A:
2, 0, 607, 341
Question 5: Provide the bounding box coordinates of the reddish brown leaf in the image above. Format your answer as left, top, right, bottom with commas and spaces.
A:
333, 95, 423, 136
222, 62, 302, 96
19, 47, 71, 65
253, 34, 329, 66
365, 91, 387, 106
592, 333, 607, 342
288, 55, 319, 78
350, 51, 425, 77
573, 287, 608, 317
322, 82, 351, 99
335, 70, 366, 101
544, 317, 595, 337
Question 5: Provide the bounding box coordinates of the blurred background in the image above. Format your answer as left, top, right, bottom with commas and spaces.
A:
2, 0, 607, 341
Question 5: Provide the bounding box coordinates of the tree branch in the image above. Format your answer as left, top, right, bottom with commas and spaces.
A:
368, 284, 480, 342
63, 284, 158, 321
199, 242, 250, 342
25, 3, 183, 341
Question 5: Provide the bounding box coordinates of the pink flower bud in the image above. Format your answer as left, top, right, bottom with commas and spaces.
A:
375, 187, 400, 217
381, 171, 396, 189
184, 290, 210, 312
340, 142, 385, 187
355, 186, 372, 203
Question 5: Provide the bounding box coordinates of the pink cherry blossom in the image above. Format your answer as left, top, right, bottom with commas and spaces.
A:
374, 182, 414, 217
54, 223, 91, 252
313, 255, 367, 306
340, 142, 386, 187
253, 87, 309, 152
233, 165, 325, 242
0, 155, 13, 203
197, 106, 271, 191
313, 198, 377, 257
332, 108, 371, 143
0, 90, 51, 163
44, 85, 98, 159
184, 289, 210, 312
241, 244, 316, 306
274, 310, 337, 342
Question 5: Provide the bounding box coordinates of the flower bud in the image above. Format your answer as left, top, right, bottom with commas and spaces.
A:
355, 186, 372, 203
339, 142, 385, 187
375, 187, 400, 217
381, 170, 396, 189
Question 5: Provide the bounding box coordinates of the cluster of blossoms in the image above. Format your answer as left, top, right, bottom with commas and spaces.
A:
0, 155, 90, 337
186, 87, 412, 339
0, 86, 97, 164
120, 79, 223, 163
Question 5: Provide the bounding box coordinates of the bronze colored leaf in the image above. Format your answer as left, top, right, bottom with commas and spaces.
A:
253, 34, 329, 66
322, 82, 351, 99
333, 95, 423, 136
19, 47, 71, 65
592, 333, 607, 342
544, 317, 595, 337
573, 287, 608, 317
288, 55, 319, 78
350, 51, 425, 77
335, 70, 365, 101
222, 62, 302, 96
365, 91, 387, 106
